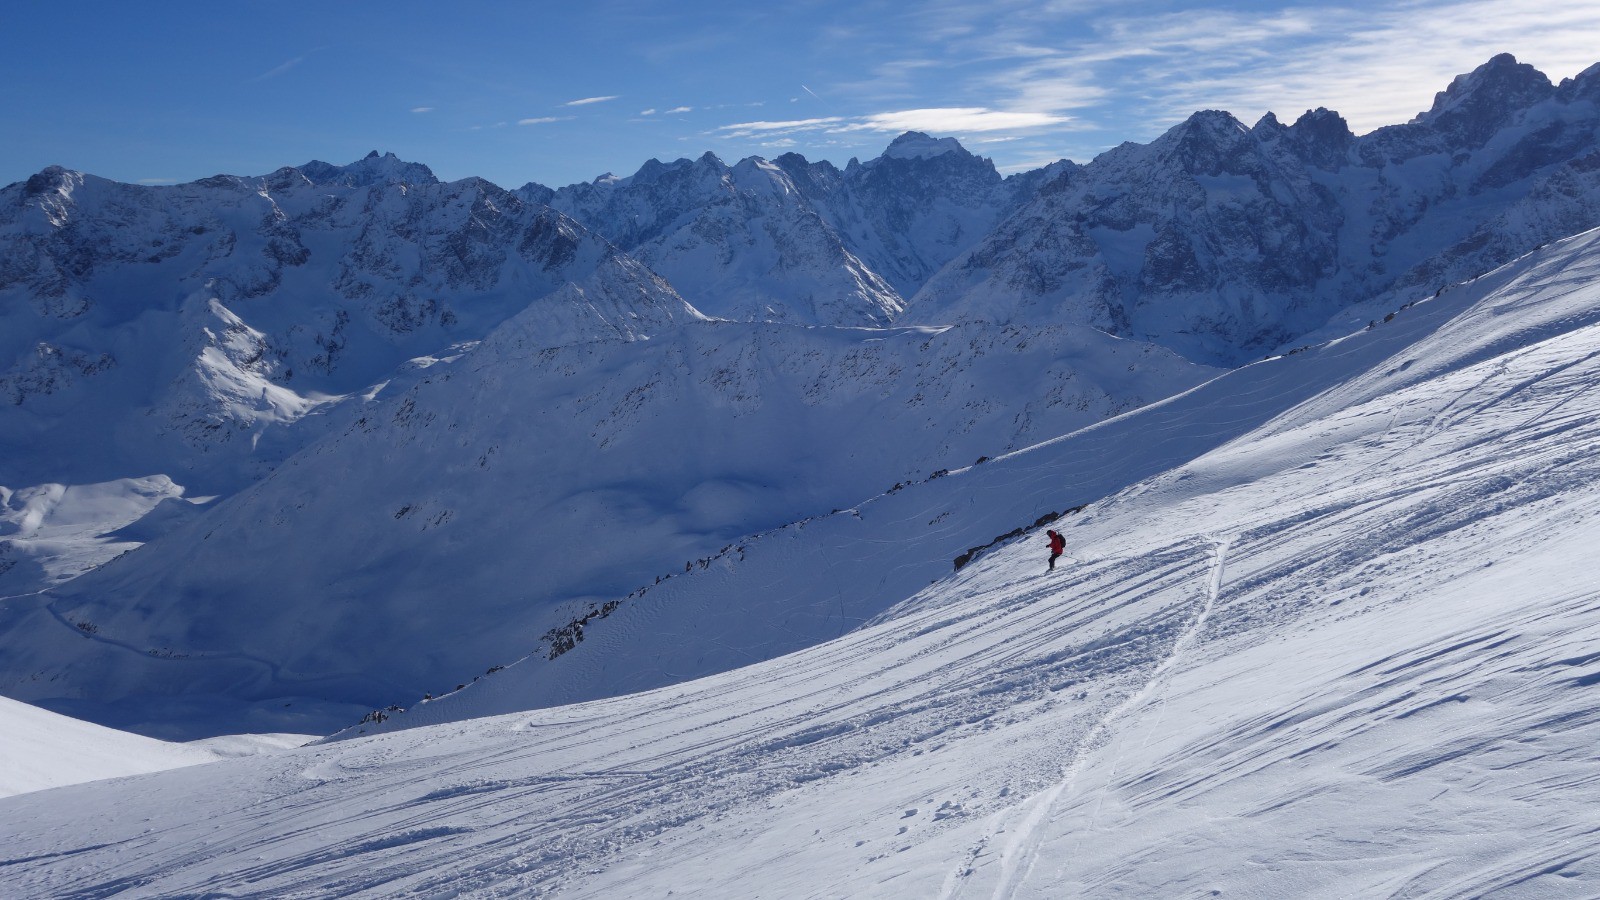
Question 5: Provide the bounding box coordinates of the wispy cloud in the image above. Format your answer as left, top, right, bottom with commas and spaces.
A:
565, 95, 620, 106
847, 108, 1069, 133
717, 116, 847, 139
519, 116, 574, 125
665, 106, 694, 114
1115, 0, 1600, 132
894, 0, 1600, 141
640, 108, 658, 116
411, 106, 435, 114
249, 54, 309, 83
717, 108, 1067, 140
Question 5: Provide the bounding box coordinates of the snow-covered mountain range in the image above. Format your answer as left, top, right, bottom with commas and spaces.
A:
910, 53, 1600, 364
6, 198, 1600, 898
3, 51, 1599, 761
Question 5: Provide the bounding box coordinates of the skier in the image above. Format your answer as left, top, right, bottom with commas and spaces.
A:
1046, 529, 1065, 571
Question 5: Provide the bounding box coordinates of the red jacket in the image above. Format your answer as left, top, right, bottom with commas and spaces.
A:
1048, 531, 1065, 554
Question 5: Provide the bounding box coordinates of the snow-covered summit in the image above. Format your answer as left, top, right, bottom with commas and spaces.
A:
291, 150, 440, 188
1411, 52, 1554, 145
879, 130, 968, 161
538, 148, 904, 325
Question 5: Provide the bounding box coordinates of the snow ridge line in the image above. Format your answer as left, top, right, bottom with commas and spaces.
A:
941, 537, 1230, 900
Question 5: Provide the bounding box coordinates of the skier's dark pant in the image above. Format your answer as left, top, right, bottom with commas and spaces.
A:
1049, 551, 1062, 571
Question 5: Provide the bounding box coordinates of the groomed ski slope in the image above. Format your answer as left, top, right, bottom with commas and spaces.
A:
6, 229, 1600, 897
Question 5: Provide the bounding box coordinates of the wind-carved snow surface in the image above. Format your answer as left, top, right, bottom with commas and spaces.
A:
6, 226, 1598, 896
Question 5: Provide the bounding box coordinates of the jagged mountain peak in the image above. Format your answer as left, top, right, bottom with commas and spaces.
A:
1251, 111, 1285, 133
1133, 108, 1255, 176
20, 165, 84, 198
1291, 106, 1349, 132
1144, 109, 1252, 158
1557, 60, 1600, 103
1412, 53, 1554, 143
292, 151, 439, 188
1280, 106, 1354, 170
881, 131, 969, 161
598, 151, 731, 191
1176, 108, 1250, 135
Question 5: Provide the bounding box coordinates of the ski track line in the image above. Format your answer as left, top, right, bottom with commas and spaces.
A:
940, 537, 1230, 900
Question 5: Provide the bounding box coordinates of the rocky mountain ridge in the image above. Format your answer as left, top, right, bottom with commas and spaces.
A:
907, 54, 1600, 364
0, 154, 699, 495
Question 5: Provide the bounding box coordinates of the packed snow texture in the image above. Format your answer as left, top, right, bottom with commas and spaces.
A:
4, 218, 1600, 898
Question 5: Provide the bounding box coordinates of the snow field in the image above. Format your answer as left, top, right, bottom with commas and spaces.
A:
6, 229, 1600, 895
0, 694, 215, 799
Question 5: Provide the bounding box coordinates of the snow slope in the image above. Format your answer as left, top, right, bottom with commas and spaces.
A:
0, 694, 217, 798
0, 319, 1215, 737
347, 223, 1513, 730
4, 223, 1598, 896
0, 475, 204, 596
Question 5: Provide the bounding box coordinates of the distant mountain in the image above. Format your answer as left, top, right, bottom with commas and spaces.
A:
775, 131, 1027, 299
529, 152, 904, 326
525, 132, 1032, 326
906, 54, 1600, 365
0, 153, 698, 495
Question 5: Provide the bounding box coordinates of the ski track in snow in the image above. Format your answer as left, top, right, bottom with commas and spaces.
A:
941, 538, 1230, 900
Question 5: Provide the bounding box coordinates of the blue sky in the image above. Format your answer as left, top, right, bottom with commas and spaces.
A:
6, 1, 1600, 189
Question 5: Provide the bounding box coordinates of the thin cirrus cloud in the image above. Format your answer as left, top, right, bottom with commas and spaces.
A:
717, 108, 1069, 140
950, 0, 1600, 139
519, 116, 575, 125
564, 95, 620, 106
1124, 0, 1600, 133
804, 0, 1600, 175
411, 107, 435, 114
248, 54, 306, 83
